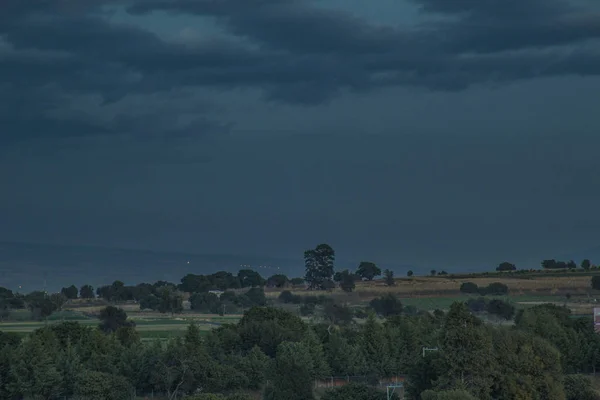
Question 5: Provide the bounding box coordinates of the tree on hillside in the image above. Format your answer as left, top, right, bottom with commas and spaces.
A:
98, 306, 134, 333
582, 259, 592, 271
460, 282, 479, 294
407, 270, 414, 277
384, 269, 395, 286
267, 274, 289, 288
479, 282, 508, 296
156, 285, 184, 315
430, 269, 437, 276
25, 291, 58, 320
496, 262, 516, 272
356, 261, 381, 281
304, 244, 335, 290
337, 270, 356, 292
79, 285, 94, 299
542, 259, 570, 269
238, 269, 265, 288
290, 277, 305, 286
60, 285, 78, 300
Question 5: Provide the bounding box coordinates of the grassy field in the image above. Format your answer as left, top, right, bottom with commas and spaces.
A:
0, 308, 243, 339
2, 271, 598, 338
265, 273, 600, 316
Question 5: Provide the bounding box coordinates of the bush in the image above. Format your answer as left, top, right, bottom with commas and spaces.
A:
466, 297, 487, 313
481, 282, 509, 296
564, 374, 597, 400
486, 299, 515, 320
496, 262, 516, 272
300, 303, 315, 316
460, 282, 479, 294
321, 383, 394, 400
369, 294, 403, 317
421, 389, 478, 400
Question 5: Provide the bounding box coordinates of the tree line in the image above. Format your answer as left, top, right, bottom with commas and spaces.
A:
1, 300, 600, 399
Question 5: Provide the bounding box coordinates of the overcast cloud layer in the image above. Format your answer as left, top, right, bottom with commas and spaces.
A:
2, 0, 600, 271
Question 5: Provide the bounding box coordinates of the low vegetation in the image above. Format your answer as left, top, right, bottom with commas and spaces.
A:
2, 243, 600, 398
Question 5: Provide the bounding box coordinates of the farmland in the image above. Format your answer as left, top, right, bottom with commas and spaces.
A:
0, 308, 243, 339
2, 270, 598, 338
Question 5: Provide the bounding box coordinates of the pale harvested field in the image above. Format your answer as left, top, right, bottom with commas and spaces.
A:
266, 275, 595, 300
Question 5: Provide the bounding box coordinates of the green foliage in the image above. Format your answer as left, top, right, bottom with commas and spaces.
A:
406, 270, 413, 277
465, 297, 487, 312
191, 288, 266, 315
563, 374, 598, 400
437, 302, 494, 399
8, 333, 63, 399
190, 292, 222, 313
267, 274, 289, 288
239, 345, 270, 390
238, 307, 308, 357
60, 284, 79, 299
98, 306, 134, 333
180, 271, 241, 293
486, 299, 515, 320
186, 394, 226, 400
290, 277, 305, 286
582, 259, 592, 271
25, 291, 59, 320
370, 294, 403, 317
279, 290, 302, 304
7, 262, 600, 400
459, 282, 479, 294
74, 369, 132, 400
304, 243, 335, 290
267, 341, 315, 400
480, 282, 509, 295
385, 269, 395, 286
244, 287, 267, 306
356, 261, 382, 281
79, 284, 95, 299
338, 269, 356, 292
321, 383, 394, 400
238, 269, 266, 288
421, 389, 478, 400
496, 262, 516, 272
542, 259, 577, 269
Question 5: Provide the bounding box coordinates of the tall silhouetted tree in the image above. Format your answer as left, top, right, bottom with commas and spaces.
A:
79, 285, 94, 299
384, 269, 395, 286
304, 244, 335, 290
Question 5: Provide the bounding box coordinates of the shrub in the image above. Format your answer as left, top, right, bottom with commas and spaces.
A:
486, 299, 515, 320
460, 282, 479, 294
481, 282, 508, 296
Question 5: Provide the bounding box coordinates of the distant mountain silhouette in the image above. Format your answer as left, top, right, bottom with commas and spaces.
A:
0, 241, 303, 292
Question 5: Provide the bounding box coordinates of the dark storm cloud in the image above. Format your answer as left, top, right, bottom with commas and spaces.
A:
122, 0, 600, 97
2, 0, 600, 144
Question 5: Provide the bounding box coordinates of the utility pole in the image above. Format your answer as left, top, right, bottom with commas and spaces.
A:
422, 346, 439, 358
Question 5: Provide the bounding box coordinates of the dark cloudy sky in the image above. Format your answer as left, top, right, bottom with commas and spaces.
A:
1, 0, 600, 271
